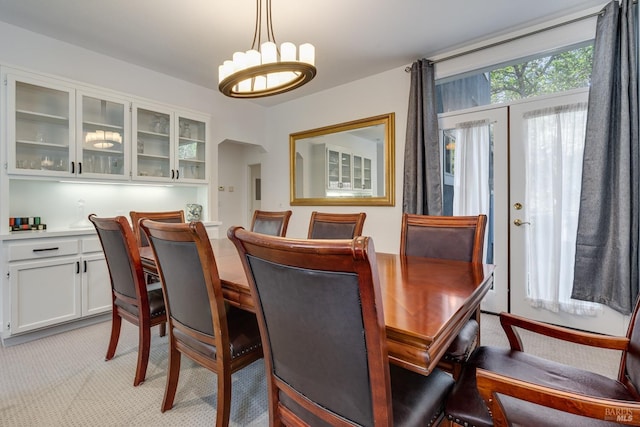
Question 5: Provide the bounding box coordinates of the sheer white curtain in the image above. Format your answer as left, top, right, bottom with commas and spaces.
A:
524, 103, 600, 315
453, 120, 490, 217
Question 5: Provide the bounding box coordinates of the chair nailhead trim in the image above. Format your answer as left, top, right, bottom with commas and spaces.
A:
447, 414, 475, 427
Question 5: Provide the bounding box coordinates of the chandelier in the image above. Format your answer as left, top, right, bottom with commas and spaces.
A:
218, 0, 316, 98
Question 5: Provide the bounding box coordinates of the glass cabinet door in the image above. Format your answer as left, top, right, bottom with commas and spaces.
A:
340, 152, 352, 189
133, 105, 173, 181
78, 92, 129, 179
8, 75, 75, 176
363, 158, 372, 190
327, 148, 340, 189
176, 114, 207, 182
353, 155, 363, 189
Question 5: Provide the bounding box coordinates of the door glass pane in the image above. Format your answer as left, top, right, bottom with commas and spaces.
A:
441, 122, 494, 264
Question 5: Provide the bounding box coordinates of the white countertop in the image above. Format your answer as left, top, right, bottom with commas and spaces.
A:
0, 221, 222, 241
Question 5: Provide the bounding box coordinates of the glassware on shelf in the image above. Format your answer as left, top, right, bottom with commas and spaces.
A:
137, 138, 144, 153
180, 122, 191, 138
151, 114, 162, 133
40, 156, 53, 170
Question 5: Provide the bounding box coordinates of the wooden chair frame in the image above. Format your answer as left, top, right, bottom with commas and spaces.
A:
229, 226, 454, 426
473, 311, 640, 426
230, 227, 395, 425
89, 214, 166, 387
400, 213, 487, 379
250, 209, 292, 236
400, 214, 487, 261
140, 220, 262, 425
129, 210, 185, 248
307, 211, 366, 239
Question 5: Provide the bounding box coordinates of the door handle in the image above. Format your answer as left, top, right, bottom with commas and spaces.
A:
514, 219, 530, 226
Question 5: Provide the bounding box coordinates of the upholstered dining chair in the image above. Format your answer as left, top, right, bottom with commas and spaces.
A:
229, 226, 455, 427
130, 210, 184, 283
445, 304, 640, 427
307, 211, 366, 239
129, 210, 185, 248
250, 209, 292, 236
88, 214, 167, 387
140, 219, 263, 425
400, 213, 487, 380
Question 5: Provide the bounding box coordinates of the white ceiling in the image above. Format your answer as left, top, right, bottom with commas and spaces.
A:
0, 0, 606, 106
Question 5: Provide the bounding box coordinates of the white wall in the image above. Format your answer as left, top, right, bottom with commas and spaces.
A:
217, 141, 264, 232
0, 21, 267, 224
259, 67, 411, 253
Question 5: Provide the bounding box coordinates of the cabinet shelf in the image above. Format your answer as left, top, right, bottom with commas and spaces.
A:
17, 109, 68, 124
83, 147, 124, 155
83, 120, 124, 130
17, 139, 69, 150
137, 153, 170, 160
138, 129, 169, 138
179, 136, 205, 144
179, 158, 205, 164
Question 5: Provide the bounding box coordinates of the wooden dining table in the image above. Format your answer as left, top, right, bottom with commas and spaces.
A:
139, 238, 494, 376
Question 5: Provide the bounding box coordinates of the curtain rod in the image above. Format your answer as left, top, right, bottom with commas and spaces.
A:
404, 2, 633, 71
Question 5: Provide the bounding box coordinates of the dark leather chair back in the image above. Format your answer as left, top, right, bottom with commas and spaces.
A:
129, 210, 184, 248
307, 211, 366, 239
92, 216, 142, 303
140, 220, 263, 422
401, 214, 487, 262
250, 209, 292, 236
151, 228, 215, 336
88, 214, 166, 386
229, 227, 454, 426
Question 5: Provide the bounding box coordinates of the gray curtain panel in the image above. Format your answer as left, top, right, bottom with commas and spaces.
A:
402, 59, 442, 215
572, 0, 639, 314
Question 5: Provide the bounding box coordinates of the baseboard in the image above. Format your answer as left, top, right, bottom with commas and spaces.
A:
1, 313, 110, 347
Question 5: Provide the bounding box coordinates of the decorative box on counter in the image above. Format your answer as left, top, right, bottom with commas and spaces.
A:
9, 217, 46, 231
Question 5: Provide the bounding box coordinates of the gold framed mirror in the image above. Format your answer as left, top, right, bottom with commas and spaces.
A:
290, 113, 395, 206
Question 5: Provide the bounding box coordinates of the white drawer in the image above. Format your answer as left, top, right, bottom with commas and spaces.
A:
7, 239, 79, 261
81, 237, 103, 254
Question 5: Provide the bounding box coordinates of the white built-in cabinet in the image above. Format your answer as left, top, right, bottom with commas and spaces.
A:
77, 91, 130, 180
1, 67, 212, 342
132, 103, 207, 183
7, 73, 76, 177
4, 235, 110, 336
4, 68, 209, 184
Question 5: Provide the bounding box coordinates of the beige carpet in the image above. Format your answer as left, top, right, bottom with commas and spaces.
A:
0, 313, 621, 426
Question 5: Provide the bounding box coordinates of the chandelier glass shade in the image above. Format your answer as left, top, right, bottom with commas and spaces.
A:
218, 0, 316, 98
85, 130, 122, 149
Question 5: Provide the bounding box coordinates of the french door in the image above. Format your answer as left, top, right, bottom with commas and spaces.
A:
509, 91, 628, 336
439, 107, 509, 314
439, 90, 629, 335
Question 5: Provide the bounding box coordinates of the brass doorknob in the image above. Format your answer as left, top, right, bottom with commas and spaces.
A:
513, 219, 530, 226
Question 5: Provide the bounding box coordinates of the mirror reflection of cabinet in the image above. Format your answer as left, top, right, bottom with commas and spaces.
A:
353, 155, 372, 190
327, 147, 353, 190
290, 113, 395, 206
